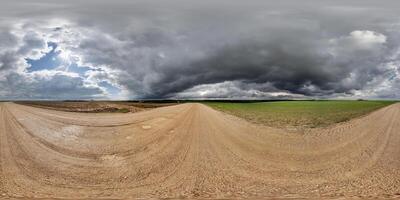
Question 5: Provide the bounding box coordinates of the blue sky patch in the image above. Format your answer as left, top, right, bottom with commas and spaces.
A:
26, 42, 91, 76
98, 81, 121, 96
25, 42, 121, 96
26, 42, 61, 72
66, 63, 92, 77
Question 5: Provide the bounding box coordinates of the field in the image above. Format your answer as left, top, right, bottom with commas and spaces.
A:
206, 100, 396, 130
16, 101, 177, 113
0, 101, 400, 199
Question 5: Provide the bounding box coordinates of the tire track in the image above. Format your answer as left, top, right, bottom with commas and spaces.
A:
0, 102, 399, 199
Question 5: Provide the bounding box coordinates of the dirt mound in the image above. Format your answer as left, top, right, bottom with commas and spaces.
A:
15, 101, 148, 113
0, 102, 399, 199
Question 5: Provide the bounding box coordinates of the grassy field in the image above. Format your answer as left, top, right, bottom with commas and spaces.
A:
205, 100, 397, 130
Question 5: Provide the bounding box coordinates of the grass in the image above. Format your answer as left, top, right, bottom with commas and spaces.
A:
205, 100, 397, 130
116, 108, 130, 113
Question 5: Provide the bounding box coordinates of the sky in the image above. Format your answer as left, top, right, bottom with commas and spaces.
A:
0, 0, 400, 100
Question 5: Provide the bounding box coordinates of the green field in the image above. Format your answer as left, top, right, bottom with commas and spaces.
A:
205, 100, 397, 130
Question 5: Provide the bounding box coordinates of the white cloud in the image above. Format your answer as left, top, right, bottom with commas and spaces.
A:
349, 30, 387, 47
175, 81, 306, 99
0, 20, 112, 100
329, 30, 387, 55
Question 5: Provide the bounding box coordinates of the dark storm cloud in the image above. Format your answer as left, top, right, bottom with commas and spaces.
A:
0, 0, 400, 99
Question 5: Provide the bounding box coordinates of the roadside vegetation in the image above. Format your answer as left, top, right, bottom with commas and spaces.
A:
205, 100, 397, 130
15, 101, 176, 113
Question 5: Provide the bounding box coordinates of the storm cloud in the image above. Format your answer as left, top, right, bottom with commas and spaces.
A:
1, 0, 400, 99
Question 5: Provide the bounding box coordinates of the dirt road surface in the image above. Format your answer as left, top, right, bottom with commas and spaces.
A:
1, 102, 399, 199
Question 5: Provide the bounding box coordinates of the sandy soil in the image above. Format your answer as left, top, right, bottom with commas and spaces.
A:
0, 102, 399, 199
